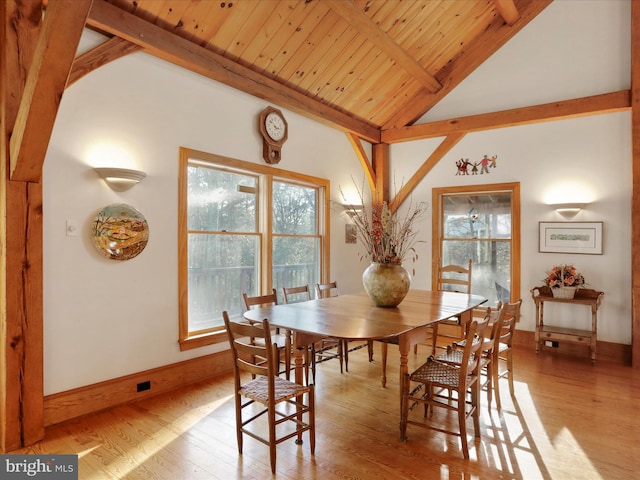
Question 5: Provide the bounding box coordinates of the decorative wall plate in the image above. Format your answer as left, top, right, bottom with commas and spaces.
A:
91, 204, 149, 261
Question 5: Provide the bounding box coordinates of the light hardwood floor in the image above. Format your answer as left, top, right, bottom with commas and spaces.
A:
14, 344, 640, 479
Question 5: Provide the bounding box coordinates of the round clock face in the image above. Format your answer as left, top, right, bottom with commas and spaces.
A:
265, 111, 286, 141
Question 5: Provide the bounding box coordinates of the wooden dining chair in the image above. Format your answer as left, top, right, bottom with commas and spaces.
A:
382, 260, 472, 387
491, 299, 522, 409
282, 284, 317, 384
283, 284, 311, 304
313, 282, 347, 373
315, 281, 339, 299
436, 304, 501, 410
401, 315, 489, 459
441, 300, 522, 410
242, 289, 291, 380
430, 259, 473, 353
223, 312, 315, 474
316, 281, 374, 369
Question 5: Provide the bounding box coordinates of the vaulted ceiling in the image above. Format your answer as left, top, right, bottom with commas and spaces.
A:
78, 0, 553, 144
48, 0, 631, 206
12, 0, 631, 187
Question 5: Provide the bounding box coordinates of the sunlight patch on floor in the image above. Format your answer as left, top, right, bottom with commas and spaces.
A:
76, 445, 101, 458
83, 393, 234, 479
505, 381, 602, 480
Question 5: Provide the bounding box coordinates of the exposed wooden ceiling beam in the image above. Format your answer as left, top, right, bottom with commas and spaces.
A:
68, 36, 142, 88
86, 0, 381, 144
1, 0, 45, 453
383, 0, 553, 130
372, 143, 389, 205
389, 133, 465, 213
631, 0, 640, 368
382, 90, 631, 143
494, 0, 520, 26
9, 0, 91, 183
345, 132, 376, 192
326, 0, 442, 93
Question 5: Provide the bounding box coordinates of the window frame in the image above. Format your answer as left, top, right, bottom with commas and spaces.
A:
271, 179, 323, 303
431, 182, 521, 311
178, 147, 330, 351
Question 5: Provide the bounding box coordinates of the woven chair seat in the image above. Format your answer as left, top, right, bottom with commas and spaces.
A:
437, 348, 465, 363
410, 359, 462, 389
437, 345, 488, 369
240, 376, 311, 404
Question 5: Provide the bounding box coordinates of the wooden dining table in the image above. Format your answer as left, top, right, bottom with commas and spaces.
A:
243, 289, 487, 437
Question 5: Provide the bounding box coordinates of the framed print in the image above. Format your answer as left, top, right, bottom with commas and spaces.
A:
345, 224, 357, 244
538, 221, 603, 255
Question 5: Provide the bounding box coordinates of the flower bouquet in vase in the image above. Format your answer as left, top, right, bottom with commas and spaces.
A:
543, 264, 586, 299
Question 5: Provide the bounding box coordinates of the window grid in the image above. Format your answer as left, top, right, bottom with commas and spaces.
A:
178, 148, 330, 351
432, 183, 521, 311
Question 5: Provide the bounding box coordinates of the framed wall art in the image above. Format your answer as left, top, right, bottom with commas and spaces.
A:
345, 224, 357, 244
92, 203, 149, 261
538, 221, 603, 255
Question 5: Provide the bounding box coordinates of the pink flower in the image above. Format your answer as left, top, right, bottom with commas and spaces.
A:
543, 264, 585, 288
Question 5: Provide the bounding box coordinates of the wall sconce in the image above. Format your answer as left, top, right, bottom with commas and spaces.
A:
95, 167, 146, 192
553, 203, 586, 213
342, 204, 364, 218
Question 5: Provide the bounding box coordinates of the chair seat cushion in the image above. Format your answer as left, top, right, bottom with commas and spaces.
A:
240, 376, 310, 404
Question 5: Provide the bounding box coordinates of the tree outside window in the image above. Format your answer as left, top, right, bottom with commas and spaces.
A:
178, 148, 329, 350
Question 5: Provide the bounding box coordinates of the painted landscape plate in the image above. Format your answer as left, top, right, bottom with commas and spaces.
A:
91, 204, 149, 261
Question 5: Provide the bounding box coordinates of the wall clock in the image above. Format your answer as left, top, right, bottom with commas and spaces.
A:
258, 106, 288, 164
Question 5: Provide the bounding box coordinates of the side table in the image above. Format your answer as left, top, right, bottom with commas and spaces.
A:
530, 286, 604, 364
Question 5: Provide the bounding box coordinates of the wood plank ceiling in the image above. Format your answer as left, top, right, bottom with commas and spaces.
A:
81, 0, 552, 144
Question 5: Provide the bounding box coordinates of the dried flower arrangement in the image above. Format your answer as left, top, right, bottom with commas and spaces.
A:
341, 183, 427, 268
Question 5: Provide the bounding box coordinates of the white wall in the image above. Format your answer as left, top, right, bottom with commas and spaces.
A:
418, 0, 630, 122
43, 0, 631, 395
43, 48, 367, 394
391, 114, 631, 345
394, 0, 631, 343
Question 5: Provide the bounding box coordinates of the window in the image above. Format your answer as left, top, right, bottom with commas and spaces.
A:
432, 183, 520, 309
178, 148, 329, 350
271, 181, 321, 302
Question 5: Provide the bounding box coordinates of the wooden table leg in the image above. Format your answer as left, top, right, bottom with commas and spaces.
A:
293, 332, 308, 385
458, 308, 472, 335
398, 334, 409, 441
